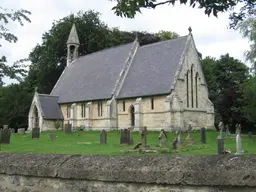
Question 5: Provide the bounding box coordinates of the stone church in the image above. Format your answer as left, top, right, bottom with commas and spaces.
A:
28, 24, 214, 132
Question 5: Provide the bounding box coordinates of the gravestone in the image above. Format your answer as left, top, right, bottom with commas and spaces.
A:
0, 128, 11, 144
225, 124, 231, 137
235, 133, 244, 155
200, 127, 206, 144
186, 124, 192, 140
17, 128, 25, 134
235, 124, 241, 135
3, 125, 8, 129
177, 129, 182, 145
32, 128, 40, 139
120, 129, 132, 145
248, 131, 253, 139
217, 137, 224, 155
64, 124, 72, 134
140, 126, 147, 149
218, 121, 224, 139
120, 129, 125, 144
49, 133, 56, 142
158, 129, 167, 147
100, 129, 107, 144
172, 137, 178, 150
11, 128, 15, 133
128, 128, 133, 145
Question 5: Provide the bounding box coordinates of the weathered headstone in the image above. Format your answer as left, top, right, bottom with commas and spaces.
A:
218, 121, 224, 139
200, 127, 206, 144
3, 125, 8, 129
186, 124, 193, 140
225, 124, 231, 137
100, 129, 107, 144
172, 137, 178, 150
128, 128, 133, 145
17, 128, 25, 134
64, 124, 72, 134
235, 133, 244, 155
235, 124, 241, 135
120, 129, 125, 144
217, 137, 224, 155
248, 131, 253, 139
0, 128, 11, 144
49, 133, 56, 142
140, 126, 147, 149
32, 128, 40, 139
11, 128, 15, 133
177, 130, 182, 145
158, 129, 167, 147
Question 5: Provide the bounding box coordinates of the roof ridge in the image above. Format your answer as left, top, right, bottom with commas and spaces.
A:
138, 35, 189, 49
38, 94, 59, 98
77, 42, 134, 61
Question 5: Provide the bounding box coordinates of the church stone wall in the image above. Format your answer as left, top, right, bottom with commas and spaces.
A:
174, 36, 214, 129
117, 98, 136, 128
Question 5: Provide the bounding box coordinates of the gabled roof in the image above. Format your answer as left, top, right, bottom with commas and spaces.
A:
117, 35, 188, 99
38, 94, 63, 120
51, 43, 134, 103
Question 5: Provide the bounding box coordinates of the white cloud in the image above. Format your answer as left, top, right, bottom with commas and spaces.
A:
1, 0, 251, 84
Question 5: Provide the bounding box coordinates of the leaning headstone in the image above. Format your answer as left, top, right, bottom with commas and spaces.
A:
158, 129, 167, 147
0, 128, 11, 144
32, 128, 40, 139
177, 130, 182, 145
217, 137, 224, 155
64, 124, 72, 134
186, 124, 193, 140
17, 128, 25, 134
49, 133, 56, 142
218, 121, 224, 139
200, 127, 206, 144
235, 133, 244, 155
100, 129, 107, 144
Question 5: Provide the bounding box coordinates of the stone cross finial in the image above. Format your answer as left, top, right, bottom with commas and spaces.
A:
188, 26, 192, 34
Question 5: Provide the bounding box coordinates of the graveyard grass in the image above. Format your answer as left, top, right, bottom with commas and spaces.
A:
1, 130, 256, 155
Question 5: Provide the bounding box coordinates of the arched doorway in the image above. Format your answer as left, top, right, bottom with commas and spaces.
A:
129, 105, 135, 126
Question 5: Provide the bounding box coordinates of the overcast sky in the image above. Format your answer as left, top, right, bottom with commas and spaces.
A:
1, 0, 251, 83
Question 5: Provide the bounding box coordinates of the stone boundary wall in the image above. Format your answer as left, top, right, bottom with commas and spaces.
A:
0, 153, 255, 192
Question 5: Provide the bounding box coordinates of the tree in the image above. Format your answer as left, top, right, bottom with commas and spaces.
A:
237, 17, 256, 71
0, 7, 31, 85
240, 75, 256, 124
201, 54, 249, 130
111, 0, 256, 28
156, 30, 179, 40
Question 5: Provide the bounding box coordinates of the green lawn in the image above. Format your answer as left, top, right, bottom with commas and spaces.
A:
1, 130, 255, 155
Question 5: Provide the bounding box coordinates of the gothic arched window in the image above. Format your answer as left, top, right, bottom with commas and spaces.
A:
186, 71, 189, 107
195, 73, 199, 108
191, 65, 194, 108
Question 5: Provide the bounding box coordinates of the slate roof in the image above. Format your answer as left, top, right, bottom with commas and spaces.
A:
117, 36, 188, 99
38, 94, 64, 119
51, 43, 134, 103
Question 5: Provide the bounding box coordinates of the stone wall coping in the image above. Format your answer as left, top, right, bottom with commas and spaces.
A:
0, 153, 255, 187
